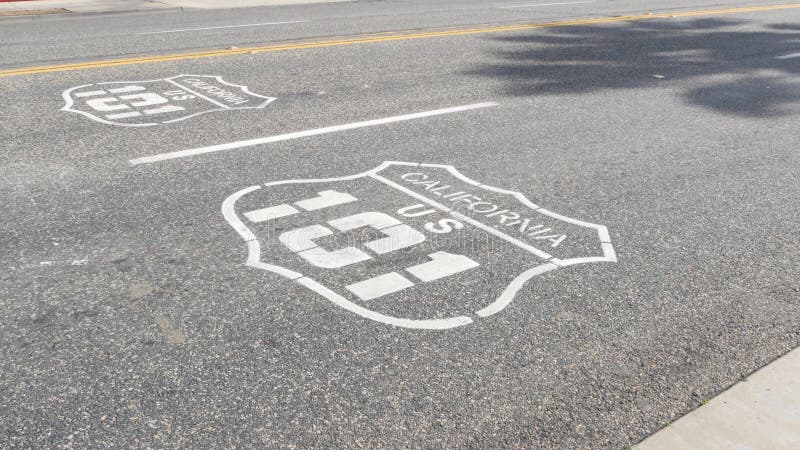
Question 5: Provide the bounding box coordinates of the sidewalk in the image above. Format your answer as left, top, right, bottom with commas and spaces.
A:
171, 0, 353, 8
0, 0, 352, 15
0, 0, 168, 14
638, 346, 800, 449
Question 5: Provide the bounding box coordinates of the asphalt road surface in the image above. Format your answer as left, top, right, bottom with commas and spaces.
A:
2, 0, 799, 448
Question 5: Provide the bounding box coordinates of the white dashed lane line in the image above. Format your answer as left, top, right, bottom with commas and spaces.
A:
129, 102, 499, 165
500, 1, 596, 9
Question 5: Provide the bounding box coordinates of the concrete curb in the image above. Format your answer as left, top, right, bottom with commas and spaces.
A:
0, 0, 353, 15
637, 346, 800, 449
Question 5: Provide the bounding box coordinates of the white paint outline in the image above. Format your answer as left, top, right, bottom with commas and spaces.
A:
130, 102, 498, 164
62, 74, 276, 127
137, 20, 306, 35
221, 162, 616, 330
501, 1, 596, 9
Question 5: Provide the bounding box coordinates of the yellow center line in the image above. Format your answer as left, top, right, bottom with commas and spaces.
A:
2, 3, 799, 78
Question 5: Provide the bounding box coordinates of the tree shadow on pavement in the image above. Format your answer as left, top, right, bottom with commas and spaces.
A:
467, 18, 800, 116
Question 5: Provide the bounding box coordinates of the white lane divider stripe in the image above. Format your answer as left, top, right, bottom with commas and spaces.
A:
501, 1, 596, 9
775, 52, 800, 59
129, 102, 499, 165
137, 20, 306, 35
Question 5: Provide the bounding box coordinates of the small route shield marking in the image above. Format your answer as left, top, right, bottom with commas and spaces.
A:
222, 162, 617, 330
62, 74, 275, 126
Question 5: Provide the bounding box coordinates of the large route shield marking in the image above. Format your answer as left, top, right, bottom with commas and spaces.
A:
62, 74, 275, 127
222, 162, 617, 330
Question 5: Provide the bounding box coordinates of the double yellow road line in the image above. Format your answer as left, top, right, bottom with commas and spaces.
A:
2, 3, 798, 78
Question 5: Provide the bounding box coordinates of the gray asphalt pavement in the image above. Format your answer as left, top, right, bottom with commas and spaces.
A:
0, 0, 789, 67
1, 0, 799, 448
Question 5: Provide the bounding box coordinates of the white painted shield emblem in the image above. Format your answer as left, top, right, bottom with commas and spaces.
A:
62, 74, 275, 126
223, 162, 616, 330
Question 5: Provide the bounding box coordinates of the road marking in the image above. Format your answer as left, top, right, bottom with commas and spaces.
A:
137, 20, 306, 35
244, 204, 298, 222
775, 52, 800, 59
10, 258, 89, 270
222, 162, 616, 330
501, 1, 596, 9
62, 74, 275, 127
371, 173, 554, 260
2, 3, 799, 78
346, 272, 415, 301
164, 78, 227, 108
129, 102, 498, 165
